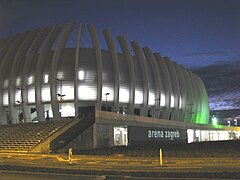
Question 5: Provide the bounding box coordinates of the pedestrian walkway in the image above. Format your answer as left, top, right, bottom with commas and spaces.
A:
0, 152, 239, 179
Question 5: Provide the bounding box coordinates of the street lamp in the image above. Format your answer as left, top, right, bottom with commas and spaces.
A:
188, 103, 194, 122
105, 93, 110, 111
155, 97, 164, 118
15, 100, 24, 123
16, 87, 25, 123
16, 100, 22, 104
56, 78, 65, 98
155, 98, 160, 110
56, 78, 65, 114
211, 115, 218, 127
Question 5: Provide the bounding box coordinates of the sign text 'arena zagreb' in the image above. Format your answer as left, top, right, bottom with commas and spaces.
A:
148, 129, 180, 140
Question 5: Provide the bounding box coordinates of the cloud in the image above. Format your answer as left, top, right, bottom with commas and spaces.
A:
183, 51, 224, 57
179, 50, 240, 68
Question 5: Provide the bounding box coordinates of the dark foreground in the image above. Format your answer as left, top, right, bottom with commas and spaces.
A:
0, 141, 239, 179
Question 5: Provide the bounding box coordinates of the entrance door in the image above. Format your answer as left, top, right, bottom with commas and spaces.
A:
114, 126, 128, 146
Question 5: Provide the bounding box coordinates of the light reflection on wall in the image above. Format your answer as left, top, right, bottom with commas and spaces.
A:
119, 88, 129, 103
78, 85, 97, 100
4, 80, 8, 88
16, 77, 21, 86
41, 86, 51, 102
28, 76, 34, 85
134, 89, 143, 105
170, 95, 174, 108
28, 88, 35, 103
78, 70, 85, 80
160, 93, 165, 107
44, 104, 53, 118
15, 89, 21, 104
102, 86, 114, 102
187, 129, 231, 143
148, 91, 155, 106
62, 85, 74, 100
44, 74, 49, 83
179, 97, 182, 109
3, 91, 8, 106
61, 103, 75, 117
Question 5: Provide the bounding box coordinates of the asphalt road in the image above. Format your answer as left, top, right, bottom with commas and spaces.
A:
0, 152, 239, 179
0, 170, 104, 180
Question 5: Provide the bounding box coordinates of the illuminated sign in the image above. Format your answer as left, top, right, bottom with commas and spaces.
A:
148, 129, 180, 140
128, 126, 187, 144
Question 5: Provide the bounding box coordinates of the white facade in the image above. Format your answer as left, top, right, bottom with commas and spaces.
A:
0, 22, 209, 124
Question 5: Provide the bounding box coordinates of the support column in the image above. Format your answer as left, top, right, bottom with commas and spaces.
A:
50, 22, 74, 120
173, 63, 188, 122
9, 30, 39, 123
103, 29, 119, 112
35, 25, 62, 121
0, 37, 16, 124
164, 57, 180, 121
197, 75, 209, 124
88, 25, 103, 110
117, 35, 135, 114
142, 47, 162, 118
193, 74, 203, 124
0, 33, 28, 124
153, 53, 171, 120
182, 68, 194, 123
22, 28, 50, 122
74, 23, 83, 118
0, 37, 15, 65
188, 71, 198, 123
131, 42, 149, 116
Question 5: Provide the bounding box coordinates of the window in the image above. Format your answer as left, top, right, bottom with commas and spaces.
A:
78, 70, 85, 80
28, 76, 34, 85
4, 80, 9, 88
170, 95, 174, 108
44, 74, 49, 83
16, 77, 21, 86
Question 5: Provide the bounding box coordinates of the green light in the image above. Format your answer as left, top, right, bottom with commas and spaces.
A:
212, 116, 218, 127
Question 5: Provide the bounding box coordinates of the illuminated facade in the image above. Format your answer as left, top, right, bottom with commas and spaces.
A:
0, 22, 209, 125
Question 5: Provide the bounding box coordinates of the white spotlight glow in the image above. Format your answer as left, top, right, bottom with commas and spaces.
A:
78, 70, 85, 80
170, 95, 174, 108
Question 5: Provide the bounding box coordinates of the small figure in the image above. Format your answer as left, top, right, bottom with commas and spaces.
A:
68, 148, 73, 165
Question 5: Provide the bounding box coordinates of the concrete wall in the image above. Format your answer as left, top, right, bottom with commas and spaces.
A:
93, 123, 114, 149
56, 110, 240, 151
63, 125, 94, 151
61, 123, 114, 151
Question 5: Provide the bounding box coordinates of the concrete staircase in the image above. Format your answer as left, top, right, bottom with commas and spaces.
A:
0, 119, 72, 152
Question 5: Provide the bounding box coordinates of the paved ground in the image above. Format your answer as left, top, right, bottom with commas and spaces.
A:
0, 152, 239, 179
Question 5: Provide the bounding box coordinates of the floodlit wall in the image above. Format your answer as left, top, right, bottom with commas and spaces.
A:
187, 129, 239, 143
0, 22, 209, 124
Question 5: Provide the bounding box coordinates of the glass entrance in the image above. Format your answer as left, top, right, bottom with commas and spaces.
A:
114, 126, 128, 146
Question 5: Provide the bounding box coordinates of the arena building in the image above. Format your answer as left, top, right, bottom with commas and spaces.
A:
0, 22, 239, 151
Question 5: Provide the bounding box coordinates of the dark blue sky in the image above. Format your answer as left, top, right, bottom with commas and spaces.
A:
0, 0, 240, 110
1, 0, 240, 67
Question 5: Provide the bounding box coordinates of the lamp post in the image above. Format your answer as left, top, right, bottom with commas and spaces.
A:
155, 97, 164, 118
16, 87, 25, 123
155, 97, 160, 110
16, 100, 23, 123
188, 103, 194, 123
105, 93, 110, 111
56, 78, 65, 115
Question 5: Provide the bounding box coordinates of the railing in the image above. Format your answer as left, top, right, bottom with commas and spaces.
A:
30, 118, 80, 153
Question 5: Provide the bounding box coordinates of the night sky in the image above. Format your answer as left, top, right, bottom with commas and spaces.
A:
0, 0, 240, 110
